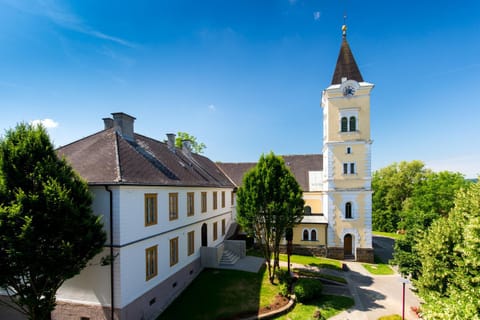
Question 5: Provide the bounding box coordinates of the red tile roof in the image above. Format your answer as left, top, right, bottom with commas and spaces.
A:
217, 154, 323, 192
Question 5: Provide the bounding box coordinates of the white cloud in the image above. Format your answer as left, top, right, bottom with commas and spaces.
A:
2, 0, 136, 48
208, 104, 216, 112
313, 11, 321, 21
30, 118, 59, 129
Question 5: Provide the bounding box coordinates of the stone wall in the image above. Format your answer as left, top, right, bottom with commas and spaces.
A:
326, 247, 344, 260
279, 245, 327, 257
356, 248, 374, 263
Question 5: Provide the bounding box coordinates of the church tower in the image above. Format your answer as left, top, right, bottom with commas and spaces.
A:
322, 25, 374, 262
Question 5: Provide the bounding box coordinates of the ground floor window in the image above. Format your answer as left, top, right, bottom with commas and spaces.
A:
145, 245, 158, 280
170, 237, 179, 266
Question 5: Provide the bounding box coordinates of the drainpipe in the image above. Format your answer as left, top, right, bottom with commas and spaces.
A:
105, 186, 115, 320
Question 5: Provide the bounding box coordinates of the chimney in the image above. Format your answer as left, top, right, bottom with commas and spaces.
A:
182, 139, 192, 157
166, 133, 176, 152
111, 112, 136, 141
103, 118, 114, 130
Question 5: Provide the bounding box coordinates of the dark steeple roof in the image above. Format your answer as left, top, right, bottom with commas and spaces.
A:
331, 25, 363, 85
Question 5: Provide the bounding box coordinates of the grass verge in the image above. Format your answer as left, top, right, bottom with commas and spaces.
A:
372, 231, 404, 241
362, 262, 394, 275
279, 254, 342, 271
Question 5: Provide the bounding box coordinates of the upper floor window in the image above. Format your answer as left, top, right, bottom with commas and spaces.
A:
201, 192, 207, 213
169, 193, 178, 221
346, 146, 352, 154
231, 191, 235, 205
343, 162, 356, 175
145, 193, 157, 226
304, 206, 312, 215
341, 117, 348, 132
345, 202, 353, 219
221, 191, 226, 208
213, 191, 218, 210
339, 109, 359, 133
187, 192, 195, 217
145, 245, 158, 280
349, 116, 356, 131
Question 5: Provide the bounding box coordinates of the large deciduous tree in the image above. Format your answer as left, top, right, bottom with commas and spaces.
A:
236, 152, 304, 283
0, 123, 106, 320
414, 180, 480, 319
391, 170, 468, 277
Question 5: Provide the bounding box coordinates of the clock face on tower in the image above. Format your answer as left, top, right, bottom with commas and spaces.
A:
343, 85, 355, 97
340, 80, 359, 98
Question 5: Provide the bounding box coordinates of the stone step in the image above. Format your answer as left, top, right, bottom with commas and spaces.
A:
219, 249, 240, 265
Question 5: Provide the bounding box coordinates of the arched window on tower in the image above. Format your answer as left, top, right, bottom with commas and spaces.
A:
341, 117, 348, 132
311, 229, 317, 241
303, 229, 309, 241
349, 116, 356, 132
345, 202, 352, 219
304, 206, 312, 215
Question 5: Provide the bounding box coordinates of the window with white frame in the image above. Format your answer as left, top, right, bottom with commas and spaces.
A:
311, 229, 317, 241
343, 162, 356, 175
339, 109, 359, 133
303, 229, 309, 241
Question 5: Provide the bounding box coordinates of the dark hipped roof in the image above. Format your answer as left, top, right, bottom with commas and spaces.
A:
217, 154, 323, 192
331, 36, 363, 85
57, 128, 234, 188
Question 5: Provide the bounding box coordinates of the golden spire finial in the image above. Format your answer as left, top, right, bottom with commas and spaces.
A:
342, 13, 347, 37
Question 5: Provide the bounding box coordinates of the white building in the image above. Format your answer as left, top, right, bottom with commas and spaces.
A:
46, 112, 235, 319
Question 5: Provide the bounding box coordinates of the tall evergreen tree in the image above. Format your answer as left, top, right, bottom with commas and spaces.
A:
236, 152, 304, 283
0, 123, 106, 320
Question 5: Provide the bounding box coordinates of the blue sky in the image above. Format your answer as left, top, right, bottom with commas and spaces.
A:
0, 0, 479, 178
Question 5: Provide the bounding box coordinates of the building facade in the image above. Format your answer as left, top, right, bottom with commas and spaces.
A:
52, 112, 235, 319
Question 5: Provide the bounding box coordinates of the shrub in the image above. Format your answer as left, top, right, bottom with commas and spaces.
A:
293, 278, 323, 303
276, 269, 292, 284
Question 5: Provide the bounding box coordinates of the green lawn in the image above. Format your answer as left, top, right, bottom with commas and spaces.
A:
274, 295, 354, 320
279, 254, 342, 271
362, 262, 394, 275
158, 263, 351, 320
157, 266, 278, 320
372, 231, 404, 241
